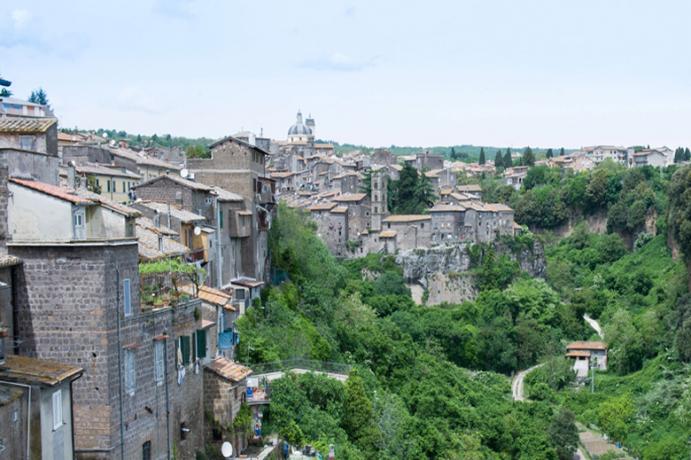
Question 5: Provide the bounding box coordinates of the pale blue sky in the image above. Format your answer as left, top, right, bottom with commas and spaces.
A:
2, 0, 690, 148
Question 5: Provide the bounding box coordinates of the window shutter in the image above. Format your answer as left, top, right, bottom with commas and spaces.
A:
196, 329, 207, 359
180, 336, 191, 365
52, 389, 63, 430
124, 349, 136, 395
154, 341, 165, 385
123, 279, 132, 317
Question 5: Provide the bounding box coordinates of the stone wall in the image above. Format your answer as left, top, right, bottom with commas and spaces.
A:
397, 240, 545, 305
9, 242, 207, 459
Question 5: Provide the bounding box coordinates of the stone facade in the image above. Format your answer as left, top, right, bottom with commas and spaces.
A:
8, 242, 208, 459
188, 137, 274, 282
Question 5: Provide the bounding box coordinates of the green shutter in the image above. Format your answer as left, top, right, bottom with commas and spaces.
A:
196, 329, 207, 359
180, 336, 191, 365
219, 210, 224, 229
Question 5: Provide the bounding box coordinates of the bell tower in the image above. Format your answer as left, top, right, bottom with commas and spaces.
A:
370, 169, 388, 231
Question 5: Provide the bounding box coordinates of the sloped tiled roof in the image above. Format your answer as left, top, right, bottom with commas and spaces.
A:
0, 355, 82, 386
567, 341, 607, 351
133, 173, 212, 192
75, 163, 141, 179
212, 186, 243, 202
10, 178, 92, 205
137, 201, 206, 223
309, 202, 336, 212
204, 357, 252, 383
0, 116, 57, 134
383, 214, 431, 223
333, 193, 367, 203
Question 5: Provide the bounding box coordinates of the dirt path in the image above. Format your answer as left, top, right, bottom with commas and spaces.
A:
511, 364, 544, 401
583, 314, 603, 339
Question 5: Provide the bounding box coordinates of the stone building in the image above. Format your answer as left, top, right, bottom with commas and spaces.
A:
382, 215, 432, 250
370, 170, 388, 232
430, 204, 466, 245
7, 196, 212, 459
310, 203, 349, 257
415, 151, 444, 171
203, 358, 252, 454
332, 193, 370, 238
187, 135, 275, 282
0, 116, 58, 156
461, 202, 514, 243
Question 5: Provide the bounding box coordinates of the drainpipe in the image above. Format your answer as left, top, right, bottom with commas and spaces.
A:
215, 196, 223, 288
0, 379, 31, 460
163, 336, 171, 460
115, 268, 125, 460
69, 373, 83, 460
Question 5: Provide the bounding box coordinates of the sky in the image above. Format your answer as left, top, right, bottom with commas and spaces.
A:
2, 0, 691, 149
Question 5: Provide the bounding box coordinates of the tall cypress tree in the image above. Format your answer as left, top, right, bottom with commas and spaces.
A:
523, 146, 535, 166
479, 147, 486, 165
685, 147, 691, 161
504, 148, 512, 168
494, 150, 504, 169
559, 147, 565, 156
450, 147, 457, 160
546, 148, 554, 158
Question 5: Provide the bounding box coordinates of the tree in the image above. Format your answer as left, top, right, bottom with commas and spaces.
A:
523, 147, 535, 166
494, 150, 504, 169
504, 148, 512, 168
685, 147, 691, 161
479, 148, 486, 165
597, 394, 635, 442
559, 147, 565, 156
450, 147, 457, 160
390, 163, 434, 214
669, 166, 691, 264
546, 148, 554, 159
341, 374, 381, 454
0, 88, 11, 97
549, 408, 578, 460
28, 88, 48, 105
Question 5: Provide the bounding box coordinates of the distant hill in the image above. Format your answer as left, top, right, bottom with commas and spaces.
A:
65, 128, 574, 161
323, 140, 575, 161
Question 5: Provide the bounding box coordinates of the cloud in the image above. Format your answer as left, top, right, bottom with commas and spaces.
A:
11, 9, 31, 30
113, 86, 163, 115
152, 0, 196, 20
300, 52, 379, 72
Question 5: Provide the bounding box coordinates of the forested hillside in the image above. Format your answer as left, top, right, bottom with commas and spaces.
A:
237, 162, 691, 459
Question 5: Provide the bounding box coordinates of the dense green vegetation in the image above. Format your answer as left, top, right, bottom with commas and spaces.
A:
481, 161, 670, 235
237, 204, 581, 459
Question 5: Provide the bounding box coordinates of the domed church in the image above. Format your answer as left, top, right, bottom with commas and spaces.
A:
287, 110, 315, 145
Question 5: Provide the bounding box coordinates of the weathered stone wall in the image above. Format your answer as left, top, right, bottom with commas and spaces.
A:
62, 145, 112, 165
9, 243, 207, 460
397, 240, 545, 305
134, 178, 214, 222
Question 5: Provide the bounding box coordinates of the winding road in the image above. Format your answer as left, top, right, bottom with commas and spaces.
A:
583, 314, 603, 339
511, 364, 544, 401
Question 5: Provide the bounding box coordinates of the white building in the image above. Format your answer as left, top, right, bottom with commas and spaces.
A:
566, 341, 608, 379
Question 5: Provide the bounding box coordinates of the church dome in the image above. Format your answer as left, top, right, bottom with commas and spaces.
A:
288, 111, 313, 136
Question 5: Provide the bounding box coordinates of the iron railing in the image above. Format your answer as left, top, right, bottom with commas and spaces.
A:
248, 358, 351, 376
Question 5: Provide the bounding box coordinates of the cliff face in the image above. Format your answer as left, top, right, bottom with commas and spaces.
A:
396, 240, 546, 305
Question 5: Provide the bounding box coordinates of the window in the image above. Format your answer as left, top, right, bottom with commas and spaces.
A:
196, 329, 207, 360
154, 340, 165, 385
52, 389, 63, 430
178, 336, 191, 366
142, 441, 151, 460
20, 135, 34, 150
123, 278, 132, 317
124, 349, 136, 395
122, 181, 126, 193
219, 209, 224, 229
235, 288, 246, 300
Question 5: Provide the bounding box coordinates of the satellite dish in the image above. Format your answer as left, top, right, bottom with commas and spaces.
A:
221, 442, 233, 458
194, 226, 202, 236
180, 168, 189, 178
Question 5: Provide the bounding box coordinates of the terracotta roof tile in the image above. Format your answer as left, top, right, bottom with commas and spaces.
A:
0, 116, 57, 134
10, 178, 92, 205
0, 355, 82, 386
204, 357, 252, 383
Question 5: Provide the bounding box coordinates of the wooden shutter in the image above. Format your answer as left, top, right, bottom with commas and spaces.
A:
196, 329, 207, 359
180, 336, 191, 365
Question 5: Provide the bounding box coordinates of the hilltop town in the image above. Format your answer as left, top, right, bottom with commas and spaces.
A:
0, 88, 690, 460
